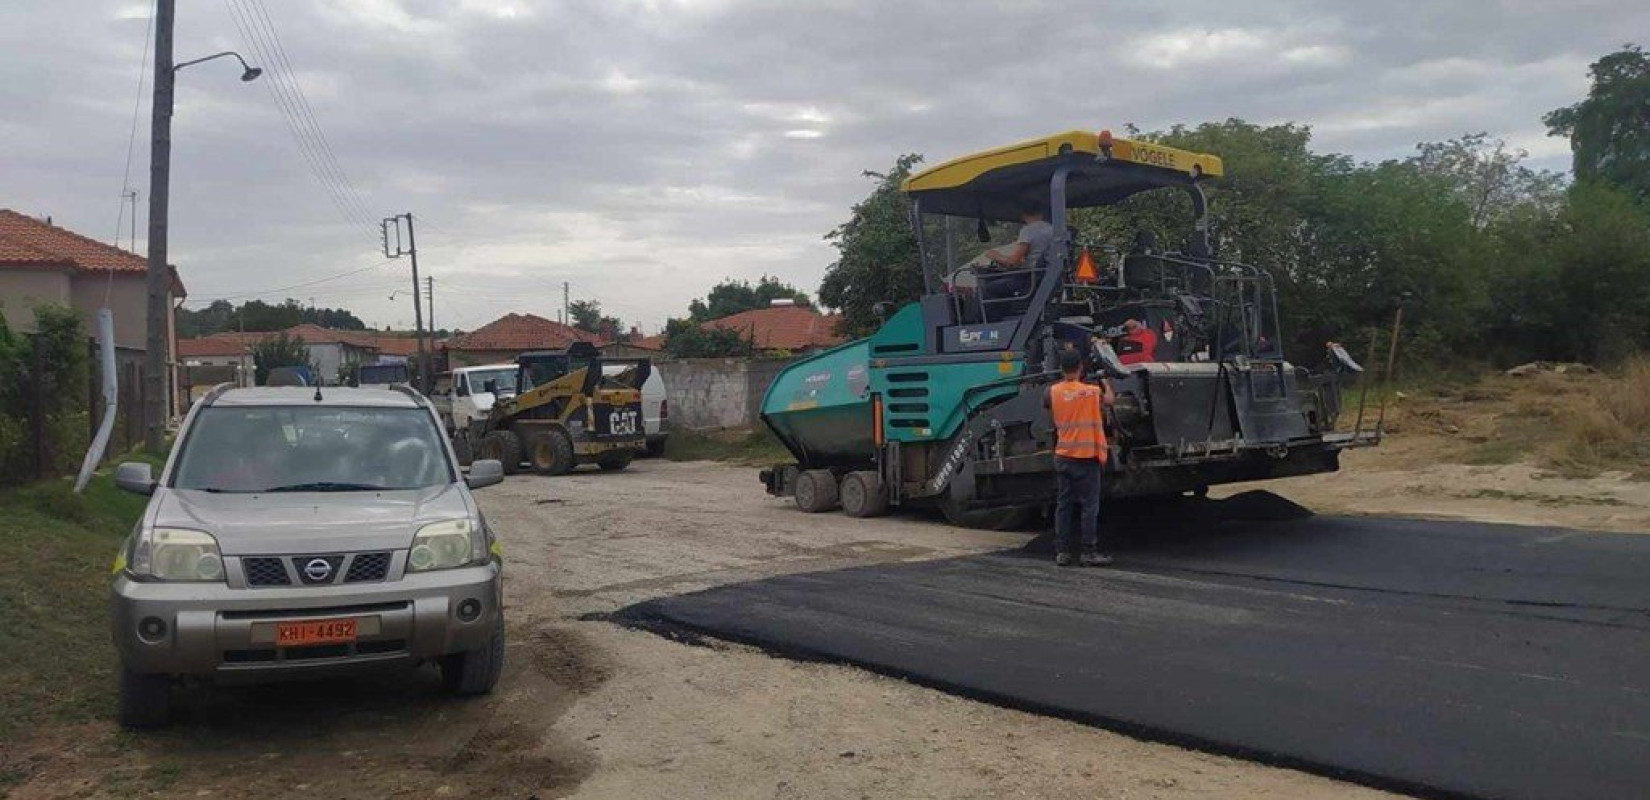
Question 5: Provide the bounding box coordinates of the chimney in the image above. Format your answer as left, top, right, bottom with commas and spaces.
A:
769, 298, 795, 307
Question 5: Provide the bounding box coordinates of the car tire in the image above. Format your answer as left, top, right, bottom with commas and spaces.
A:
645, 437, 667, 458
452, 431, 475, 467
527, 430, 576, 476
118, 666, 171, 728
793, 469, 839, 513
597, 451, 633, 472
480, 430, 524, 475
440, 614, 504, 696
840, 470, 889, 518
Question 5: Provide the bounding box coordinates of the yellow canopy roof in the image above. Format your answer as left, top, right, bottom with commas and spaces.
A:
902, 130, 1224, 220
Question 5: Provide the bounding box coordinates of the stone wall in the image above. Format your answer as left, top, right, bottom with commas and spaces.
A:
656, 357, 796, 430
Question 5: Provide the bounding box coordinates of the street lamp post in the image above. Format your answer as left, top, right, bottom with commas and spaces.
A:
143, 0, 260, 452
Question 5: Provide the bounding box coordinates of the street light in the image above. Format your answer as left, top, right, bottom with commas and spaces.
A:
173, 50, 263, 82
143, 0, 264, 452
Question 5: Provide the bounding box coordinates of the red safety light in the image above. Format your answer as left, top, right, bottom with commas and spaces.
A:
1074, 249, 1100, 283
1097, 129, 1114, 147
659, 398, 669, 420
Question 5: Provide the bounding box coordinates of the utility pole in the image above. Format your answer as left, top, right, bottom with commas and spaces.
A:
142, 0, 175, 453
425, 276, 435, 335
562, 281, 570, 328
382, 213, 429, 391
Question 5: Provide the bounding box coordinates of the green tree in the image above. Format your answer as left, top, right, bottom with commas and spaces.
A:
1545, 44, 1650, 200
687, 276, 811, 321
250, 333, 315, 386
179, 298, 368, 336
662, 318, 757, 358
818, 154, 925, 337
568, 299, 622, 339
1408, 133, 1567, 228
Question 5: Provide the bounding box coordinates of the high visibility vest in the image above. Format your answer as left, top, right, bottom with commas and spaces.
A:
1050, 379, 1107, 462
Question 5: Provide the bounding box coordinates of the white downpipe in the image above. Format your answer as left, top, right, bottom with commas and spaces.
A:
74, 309, 118, 494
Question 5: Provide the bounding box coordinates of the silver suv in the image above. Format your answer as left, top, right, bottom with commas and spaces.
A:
109, 385, 508, 727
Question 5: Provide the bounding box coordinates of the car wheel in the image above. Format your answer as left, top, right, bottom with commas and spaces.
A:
479, 430, 524, 474
440, 614, 504, 696
597, 451, 633, 472
645, 437, 667, 458
793, 469, 839, 513
840, 470, 889, 518
526, 430, 576, 476
118, 666, 171, 728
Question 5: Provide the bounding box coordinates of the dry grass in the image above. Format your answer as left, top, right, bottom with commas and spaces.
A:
1368, 357, 1650, 478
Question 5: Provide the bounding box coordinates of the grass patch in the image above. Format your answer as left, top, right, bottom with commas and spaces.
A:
663, 428, 790, 465
0, 455, 159, 742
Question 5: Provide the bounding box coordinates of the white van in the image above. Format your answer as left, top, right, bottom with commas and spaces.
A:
603, 363, 668, 456
430, 364, 519, 451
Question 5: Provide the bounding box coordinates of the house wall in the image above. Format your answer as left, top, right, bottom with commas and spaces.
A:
656, 357, 796, 430
67, 274, 152, 351
0, 269, 72, 333
446, 349, 521, 368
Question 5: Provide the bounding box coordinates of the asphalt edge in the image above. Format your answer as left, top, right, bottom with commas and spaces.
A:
598, 602, 1485, 800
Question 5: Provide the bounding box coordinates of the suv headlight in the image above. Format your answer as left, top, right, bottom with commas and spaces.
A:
408, 519, 486, 572
128, 528, 224, 582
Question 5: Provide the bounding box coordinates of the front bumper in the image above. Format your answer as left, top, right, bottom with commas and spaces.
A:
111, 561, 501, 679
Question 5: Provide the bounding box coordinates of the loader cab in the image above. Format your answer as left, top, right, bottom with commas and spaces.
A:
517, 341, 602, 396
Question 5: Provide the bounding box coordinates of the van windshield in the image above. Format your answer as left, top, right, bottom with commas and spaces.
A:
465, 368, 517, 395
172, 406, 452, 493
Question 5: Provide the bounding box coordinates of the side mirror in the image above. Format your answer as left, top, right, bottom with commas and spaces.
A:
466, 459, 504, 490
114, 462, 156, 496
483, 379, 498, 395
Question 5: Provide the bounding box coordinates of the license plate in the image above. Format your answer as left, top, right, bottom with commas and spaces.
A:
275, 618, 357, 647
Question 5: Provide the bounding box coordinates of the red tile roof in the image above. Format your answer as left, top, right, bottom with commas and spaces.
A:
0, 209, 185, 293
627, 333, 667, 351
177, 337, 251, 358
702, 305, 844, 351
448, 313, 605, 352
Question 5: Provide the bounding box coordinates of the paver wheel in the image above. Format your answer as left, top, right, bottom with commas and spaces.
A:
118, 666, 171, 729
479, 430, 524, 475
440, 613, 504, 696
794, 469, 839, 513
840, 470, 889, 518
597, 451, 634, 472
527, 430, 576, 476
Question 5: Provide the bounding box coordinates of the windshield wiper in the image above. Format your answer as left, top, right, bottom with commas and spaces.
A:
262, 482, 388, 493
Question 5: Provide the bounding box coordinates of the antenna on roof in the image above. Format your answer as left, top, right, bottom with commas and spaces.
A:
313, 378, 323, 403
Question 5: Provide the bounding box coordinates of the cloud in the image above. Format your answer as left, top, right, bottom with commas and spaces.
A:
3, 0, 1645, 333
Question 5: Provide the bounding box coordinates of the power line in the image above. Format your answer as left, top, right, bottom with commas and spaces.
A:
221, 0, 378, 244
194, 258, 397, 302
242, 0, 376, 225
113, 0, 155, 246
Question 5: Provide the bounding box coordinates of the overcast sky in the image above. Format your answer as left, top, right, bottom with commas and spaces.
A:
4, 0, 1644, 333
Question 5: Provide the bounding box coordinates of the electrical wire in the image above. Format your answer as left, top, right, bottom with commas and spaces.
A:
110, 0, 156, 304
221, 0, 379, 244
194, 258, 398, 302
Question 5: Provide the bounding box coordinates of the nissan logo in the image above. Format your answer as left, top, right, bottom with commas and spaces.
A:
303, 558, 333, 582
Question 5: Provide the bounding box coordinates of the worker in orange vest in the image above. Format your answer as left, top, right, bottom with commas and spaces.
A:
1045, 347, 1116, 567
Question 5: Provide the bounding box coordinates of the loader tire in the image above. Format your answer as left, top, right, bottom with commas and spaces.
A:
451, 431, 475, 467
597, 451, 634, 472
527, 429, 576, 476
794, 469, 839, 513
479, 430, 524, 475
840, 470, 889, 518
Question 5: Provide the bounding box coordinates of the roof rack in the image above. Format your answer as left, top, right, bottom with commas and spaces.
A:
200, 382, 237, 407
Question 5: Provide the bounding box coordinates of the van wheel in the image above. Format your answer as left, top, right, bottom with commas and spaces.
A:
440, 614, 504, 696
794, 469, 839, 513
597, 451, 633, 472
840, 471, 889, 518
479, 430, 523, 474
118, 666, 171, 728
527, 430, 576, 476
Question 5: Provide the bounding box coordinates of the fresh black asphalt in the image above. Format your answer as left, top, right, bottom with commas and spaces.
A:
614, 495, 1650, 800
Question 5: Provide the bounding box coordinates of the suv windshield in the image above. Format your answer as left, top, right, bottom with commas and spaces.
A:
465, 368, 517, 395
172, 406, 452, 493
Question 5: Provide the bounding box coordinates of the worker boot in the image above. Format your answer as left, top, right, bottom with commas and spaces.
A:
1080, 551, 1114, 568
1055, 552, 1076, 567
